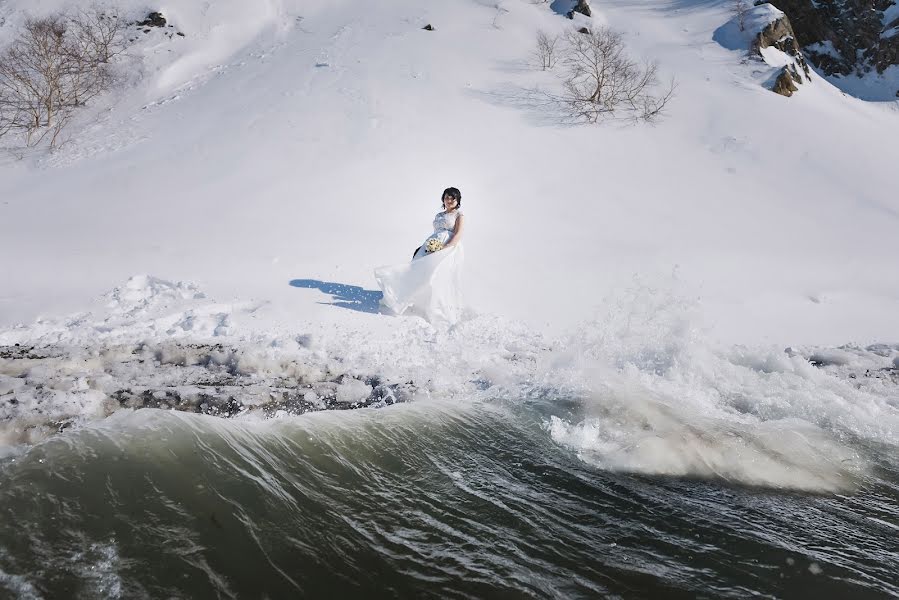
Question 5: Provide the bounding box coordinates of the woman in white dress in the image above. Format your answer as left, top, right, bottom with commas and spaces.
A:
374, 187, 466, 324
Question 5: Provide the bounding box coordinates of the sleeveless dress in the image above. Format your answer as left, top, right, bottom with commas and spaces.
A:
413, 210, 461, 259
374, 210, 464, 324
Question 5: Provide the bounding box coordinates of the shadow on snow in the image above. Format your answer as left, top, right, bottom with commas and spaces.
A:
289, 279, 383, 314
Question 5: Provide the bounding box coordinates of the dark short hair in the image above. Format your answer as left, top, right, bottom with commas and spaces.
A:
441, 187, 462, 208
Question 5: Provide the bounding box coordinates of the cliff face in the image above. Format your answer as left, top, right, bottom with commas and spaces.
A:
752, 12, 812, 95
760, 0, 899, 76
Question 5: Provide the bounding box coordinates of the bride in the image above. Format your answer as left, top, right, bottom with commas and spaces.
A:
374, 187, 466, 324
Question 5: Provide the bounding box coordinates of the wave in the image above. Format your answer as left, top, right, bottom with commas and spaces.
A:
2, 397, 898, 598
538, 285, 895, 492
1, 275, 897, 493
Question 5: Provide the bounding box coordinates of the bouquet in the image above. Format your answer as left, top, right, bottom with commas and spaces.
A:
425, 238, 444, 253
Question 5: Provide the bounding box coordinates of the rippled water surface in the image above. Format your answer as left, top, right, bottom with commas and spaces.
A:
1, 396, 897, 599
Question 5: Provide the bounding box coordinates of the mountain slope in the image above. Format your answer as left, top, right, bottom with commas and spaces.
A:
0, 0, 897, 346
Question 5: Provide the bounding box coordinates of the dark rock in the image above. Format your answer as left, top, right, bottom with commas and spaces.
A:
752, 13, 811, 93
752, 15, 801, 55
0, 345, 47, 359
578, 27, 591, 34
795, 52, 811, 81
773, 67, 799, 96
567, 0, 592, 18
54, 419, 75, 433
176, 32, 185, 37
757, 0, 899, 76
422, 24, 434, 31
136, 11, 167, 28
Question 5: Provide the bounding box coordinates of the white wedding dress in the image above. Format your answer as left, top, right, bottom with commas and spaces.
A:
374, 210, 464, 324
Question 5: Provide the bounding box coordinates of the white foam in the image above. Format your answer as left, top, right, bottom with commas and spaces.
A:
2, 276, 897, 494
548, 392, 866, 492
0, 565, 41, 600
541, 285, 895, 492
72, 542, 124, 599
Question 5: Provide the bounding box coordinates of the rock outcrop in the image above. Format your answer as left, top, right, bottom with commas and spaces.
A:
136, 12, 167, 28
753, 12, 812, 82
772, 65, 802, 96
567, 0, 592, 19
758, 0, 899, 77
746, 11, 812, 96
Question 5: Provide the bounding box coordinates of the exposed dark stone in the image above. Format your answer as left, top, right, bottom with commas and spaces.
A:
758, 0, 899, 76
752, 15, 800, 54
577, 27, 591, 34
0, 345, 47, 360
422, 24, 434, 31
773, 67, 799, 96
751, 13, 811, 94
136, 11, 167, 28
567, 0, 592, 18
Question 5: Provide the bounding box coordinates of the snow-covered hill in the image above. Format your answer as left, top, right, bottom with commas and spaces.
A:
1, 0, 897, 345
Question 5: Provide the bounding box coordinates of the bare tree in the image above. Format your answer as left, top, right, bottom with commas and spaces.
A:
732, 0, 749, 32
535, 30, 559, 70
69, 7, 127, 64
0, 17, 71, 145
559, 27, 674, 123
64, 8, 126, 108
0, 7, 127, 148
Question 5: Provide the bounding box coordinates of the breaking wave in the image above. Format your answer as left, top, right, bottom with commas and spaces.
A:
1, 276, 898, 597
1, 275, 897, 493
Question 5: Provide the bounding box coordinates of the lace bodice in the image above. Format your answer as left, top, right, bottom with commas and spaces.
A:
433, 210, 462, 234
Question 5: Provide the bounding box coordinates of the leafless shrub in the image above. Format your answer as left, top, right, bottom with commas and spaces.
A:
0, 17, 71, 147
69, 7, 127, 64
535, 30, 559, 70
732, 0, 749, 32
558, 27, 675, 123
0, 7, 127, 148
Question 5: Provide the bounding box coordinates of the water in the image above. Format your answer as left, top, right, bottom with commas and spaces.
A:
1, 397, 897, 599
2, 281, 898, 597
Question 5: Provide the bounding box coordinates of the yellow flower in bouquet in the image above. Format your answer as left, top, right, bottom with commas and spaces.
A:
425, 238, 444, 253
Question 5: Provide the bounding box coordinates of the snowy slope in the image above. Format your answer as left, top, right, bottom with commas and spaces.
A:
1, 0, 897, 346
